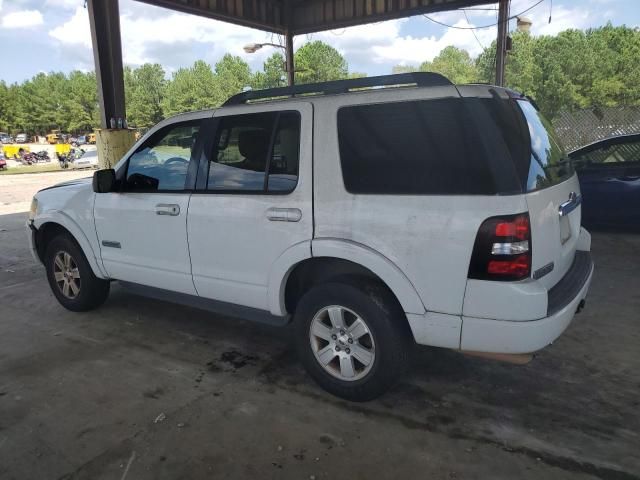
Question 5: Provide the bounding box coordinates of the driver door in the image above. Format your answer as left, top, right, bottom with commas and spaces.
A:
94, 119, 205, 294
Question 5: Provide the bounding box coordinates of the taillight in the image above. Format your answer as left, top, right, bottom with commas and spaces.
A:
469, 213, 532, 281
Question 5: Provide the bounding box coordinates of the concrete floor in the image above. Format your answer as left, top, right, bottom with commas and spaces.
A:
0, 172, 639, 480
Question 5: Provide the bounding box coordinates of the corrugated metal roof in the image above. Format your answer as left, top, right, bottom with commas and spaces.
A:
135, 0, 493, 34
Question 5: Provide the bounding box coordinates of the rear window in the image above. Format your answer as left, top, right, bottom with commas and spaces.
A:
337, 97, 572, 195
516, 100, 573, 191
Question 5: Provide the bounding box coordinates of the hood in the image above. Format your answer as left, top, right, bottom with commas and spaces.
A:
39, 176, 93, 192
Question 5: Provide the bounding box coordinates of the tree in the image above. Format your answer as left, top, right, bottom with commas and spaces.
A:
251, 52, 286, 89
125, 63, 166, 128
294, 41, 348, 84
66, 71, 99, 132
161, 60, 219, 116
420, 46, 478, 84
476, 25, 640, 119
392, 65, 419, 74
214, 54, 252, 102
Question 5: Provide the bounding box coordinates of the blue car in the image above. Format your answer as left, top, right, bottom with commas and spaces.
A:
569, 133, 640, 230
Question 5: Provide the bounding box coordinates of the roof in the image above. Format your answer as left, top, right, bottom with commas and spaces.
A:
135, 0, 494, 35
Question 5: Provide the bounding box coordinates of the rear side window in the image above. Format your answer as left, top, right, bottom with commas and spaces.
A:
337, 96, 573, 196
207, 111, 300, 193
337, 99, 498, 195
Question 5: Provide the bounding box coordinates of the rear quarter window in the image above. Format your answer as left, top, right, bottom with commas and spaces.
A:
337, 99, 499, 195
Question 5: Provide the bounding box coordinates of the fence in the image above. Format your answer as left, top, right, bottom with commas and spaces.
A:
552, 106, 640, 152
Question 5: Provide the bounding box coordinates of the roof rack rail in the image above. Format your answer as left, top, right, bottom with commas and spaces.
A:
223, 72, 452, 106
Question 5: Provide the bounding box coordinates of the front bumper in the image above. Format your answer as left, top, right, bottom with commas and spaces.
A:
27, 220, 41, 264
460, 252, 594, 354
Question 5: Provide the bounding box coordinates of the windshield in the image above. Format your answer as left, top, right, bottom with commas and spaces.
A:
517, 100, 573, 192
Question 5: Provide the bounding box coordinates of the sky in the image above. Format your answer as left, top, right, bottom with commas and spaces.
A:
0, 0, 637, 84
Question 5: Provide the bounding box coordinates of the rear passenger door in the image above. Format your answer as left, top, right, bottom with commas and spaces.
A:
187, 103, 313, 311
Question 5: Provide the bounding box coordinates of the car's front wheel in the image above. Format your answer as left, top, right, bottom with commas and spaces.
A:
294, 280, 412, 401
45, 233, 110, 312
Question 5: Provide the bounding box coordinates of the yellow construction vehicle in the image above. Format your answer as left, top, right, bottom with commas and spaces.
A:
46, 130, 62, 144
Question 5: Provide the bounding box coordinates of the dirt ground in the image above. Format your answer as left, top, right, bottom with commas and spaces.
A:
0, 172, 638, 480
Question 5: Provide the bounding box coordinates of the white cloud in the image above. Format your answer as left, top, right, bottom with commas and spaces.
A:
46, 0, 596, 75
49, 6, 91, 47
48, 4, 277, 71
528, 5, 593, 36
45, 0, 83, 9
312, 18, 496, 67
1, 9, 44, 29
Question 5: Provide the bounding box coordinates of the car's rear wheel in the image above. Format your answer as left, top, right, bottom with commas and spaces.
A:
294, 280, 412, 401
45, 234, 110, 312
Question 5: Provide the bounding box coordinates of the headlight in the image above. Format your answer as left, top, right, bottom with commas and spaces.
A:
29, 197, 38, 221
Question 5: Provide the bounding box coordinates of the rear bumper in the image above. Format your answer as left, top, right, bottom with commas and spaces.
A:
460, 252, 594, 354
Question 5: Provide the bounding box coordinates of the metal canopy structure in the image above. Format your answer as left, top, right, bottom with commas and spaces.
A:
136, 0, 494, 35
87, 0, 507, 130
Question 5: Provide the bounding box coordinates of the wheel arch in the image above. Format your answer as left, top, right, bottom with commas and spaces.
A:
34, 213, 107, 279
268, 238, 426, 317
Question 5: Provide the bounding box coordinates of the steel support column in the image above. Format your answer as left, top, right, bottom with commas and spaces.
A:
495, 0, 510, 87
285, 31, 295, 86
87, 0, 126, 129
283, 0, 295, 87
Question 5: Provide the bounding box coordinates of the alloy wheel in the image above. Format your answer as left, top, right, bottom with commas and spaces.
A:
53, 251, 81, 299
309, 305, 375, 381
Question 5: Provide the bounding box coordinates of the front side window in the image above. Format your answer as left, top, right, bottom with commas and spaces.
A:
207, 111, 300, 193
125, 121, 200, 191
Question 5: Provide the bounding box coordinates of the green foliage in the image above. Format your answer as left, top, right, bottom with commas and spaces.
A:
161, 60, 219, 117
475, 25, 640, 119
420, 46, 479, 84
251, 52, 286, 89
294, 41, 349, 84
125, 64, 166, 128
2, 28, 639, 133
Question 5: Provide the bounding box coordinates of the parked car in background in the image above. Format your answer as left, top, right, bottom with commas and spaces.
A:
27, 73, 593, 401
15, 133, 28, 143
76, 135, 87, 145
0, 158, 7, 170
569, 133, 640, 230
70, 149, 98, 169
0, 133, 13, 144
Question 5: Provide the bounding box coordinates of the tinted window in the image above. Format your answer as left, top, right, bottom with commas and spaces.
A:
572, 138, 640, 167
517, 100, 573, 191
125, 122, 200, 191
207, 111, 300, 193
338, 98, 533, 195
338, 97, 573, 195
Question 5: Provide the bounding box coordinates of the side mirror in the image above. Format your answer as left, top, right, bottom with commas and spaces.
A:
93, 169, 116, 193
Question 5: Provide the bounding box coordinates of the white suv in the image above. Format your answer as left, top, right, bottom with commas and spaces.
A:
28, 73, 593, 401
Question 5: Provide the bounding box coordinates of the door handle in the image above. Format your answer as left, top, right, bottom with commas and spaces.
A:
558, 192, 582, 217
155, 203, 180, 216
266, 207, 302, 222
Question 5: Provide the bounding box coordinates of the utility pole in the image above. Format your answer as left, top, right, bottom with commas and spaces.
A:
495, 0, 510, 86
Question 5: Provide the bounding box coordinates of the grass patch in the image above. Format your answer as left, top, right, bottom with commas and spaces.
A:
0, 163, 63, 175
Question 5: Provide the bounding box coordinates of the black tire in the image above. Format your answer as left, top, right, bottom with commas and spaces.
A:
294, 280, 412, 401
45, 233, 110, 312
